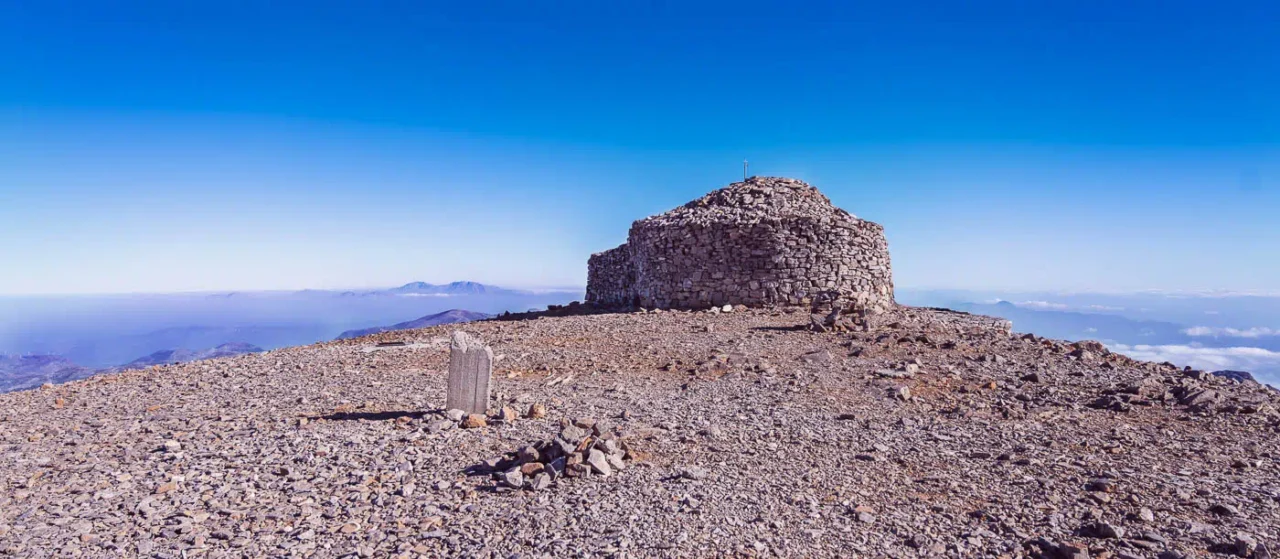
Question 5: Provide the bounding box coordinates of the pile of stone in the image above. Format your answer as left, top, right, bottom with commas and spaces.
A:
434, 402, 547, 431
469, 418, 632, 491
808, 290, 870, 333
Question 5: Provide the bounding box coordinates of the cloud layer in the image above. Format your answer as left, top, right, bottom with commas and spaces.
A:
1182, 326, 1280, 338
1109, 343, 1280, 385
1014, 300, 1069, 310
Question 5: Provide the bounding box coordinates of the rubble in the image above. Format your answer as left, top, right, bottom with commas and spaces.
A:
470, 419, 633, 491
0, 305, 1276, 557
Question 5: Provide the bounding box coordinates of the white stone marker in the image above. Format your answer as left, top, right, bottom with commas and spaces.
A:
446, 331, 492, 414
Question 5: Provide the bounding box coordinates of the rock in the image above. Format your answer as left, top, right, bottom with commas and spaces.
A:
9, 289, 1280, 557
1089, 395, 1131, 412
526, 403, 547, 419
893, 386, 911, 401
446, 331, 493, 414
1181, 388, 1222, 411
1235, 533, 1258, 558
721, 304, 733, 313
1021, 372, 1041, 383
801, 349, 832, 364
499, 469, 524, 489
553, 436, 577, 455
559, 424, 588, 444
586, 449, 612, 476
461, 414, 488, 429
1085, 478, 1115, 493
530, 473, 552, 491
162, 440, 181, 453
445, 409, 466, 422
498, 406, 518, 422
605, 453, 626, 471
1081, 521, 1124, 539
1213, 370, 1257, 383
1210, 502, 1240, 516
516, 446, 540, 463
476, 422, 632, 491
1056, 542, 1091, 559
546, 457, 566, 479
679, 466, 709, 481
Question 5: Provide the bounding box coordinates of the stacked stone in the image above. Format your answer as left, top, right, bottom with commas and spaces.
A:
584, 245, 636, 307
471, 418, 631, 492
586, 176, 895, 312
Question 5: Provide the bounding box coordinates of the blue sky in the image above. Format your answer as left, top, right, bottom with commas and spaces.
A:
2, 1, 1277, 295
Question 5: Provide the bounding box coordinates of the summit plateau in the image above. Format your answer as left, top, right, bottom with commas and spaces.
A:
1, 179, 1277, 559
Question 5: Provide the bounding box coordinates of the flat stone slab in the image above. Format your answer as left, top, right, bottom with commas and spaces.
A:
446, 331, 493, 414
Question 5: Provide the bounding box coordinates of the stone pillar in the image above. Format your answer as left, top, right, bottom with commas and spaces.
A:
446, 331, 492, 414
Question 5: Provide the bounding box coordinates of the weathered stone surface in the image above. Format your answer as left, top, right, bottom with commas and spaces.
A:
446, 331, 492, 414
586, 177, 895, 312
3, 305, 1278, 558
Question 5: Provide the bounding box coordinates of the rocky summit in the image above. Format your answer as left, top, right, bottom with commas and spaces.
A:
2, 304, 1278, 558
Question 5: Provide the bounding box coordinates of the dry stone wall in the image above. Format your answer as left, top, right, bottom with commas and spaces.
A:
586, 176, 895, 312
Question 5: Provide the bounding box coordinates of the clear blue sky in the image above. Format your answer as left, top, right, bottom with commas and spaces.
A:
2, 1, 1277, 295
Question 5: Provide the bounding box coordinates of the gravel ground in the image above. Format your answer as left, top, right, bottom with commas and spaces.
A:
2, 306, 1278, 558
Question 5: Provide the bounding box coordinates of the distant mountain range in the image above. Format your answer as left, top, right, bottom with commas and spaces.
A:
102, 342, 264, 373
1, 280, 582, 392
336, 309, 490, 340
0, 354, 95, 393
1, 342, 266, 392
951, 301, 1189, 345
343, 281, 523, 297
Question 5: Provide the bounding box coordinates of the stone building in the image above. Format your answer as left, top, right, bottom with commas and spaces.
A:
586, 176, 895, 312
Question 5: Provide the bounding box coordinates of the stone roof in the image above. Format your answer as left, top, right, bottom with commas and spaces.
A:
635, 176, 858, 229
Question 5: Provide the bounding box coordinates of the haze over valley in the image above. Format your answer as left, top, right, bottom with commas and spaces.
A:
0, 281, 578, 391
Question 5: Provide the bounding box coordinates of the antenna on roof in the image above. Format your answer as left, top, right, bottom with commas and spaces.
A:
743, 160, 748, 180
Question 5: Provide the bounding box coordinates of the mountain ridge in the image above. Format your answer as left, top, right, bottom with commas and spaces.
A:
335, 309, 490, 340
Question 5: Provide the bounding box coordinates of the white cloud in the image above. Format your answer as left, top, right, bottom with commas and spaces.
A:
1108, 343, 1280, 383
1088, 304, 1125, 311
1014, 300, 1069, 310
1182, 326, 1279, 339
1008, 301, 1123, 312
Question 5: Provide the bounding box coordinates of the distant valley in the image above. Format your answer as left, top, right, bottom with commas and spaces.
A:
0, 281, 580, 392
101, 342, 265, 373
0, 354, 95, 392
